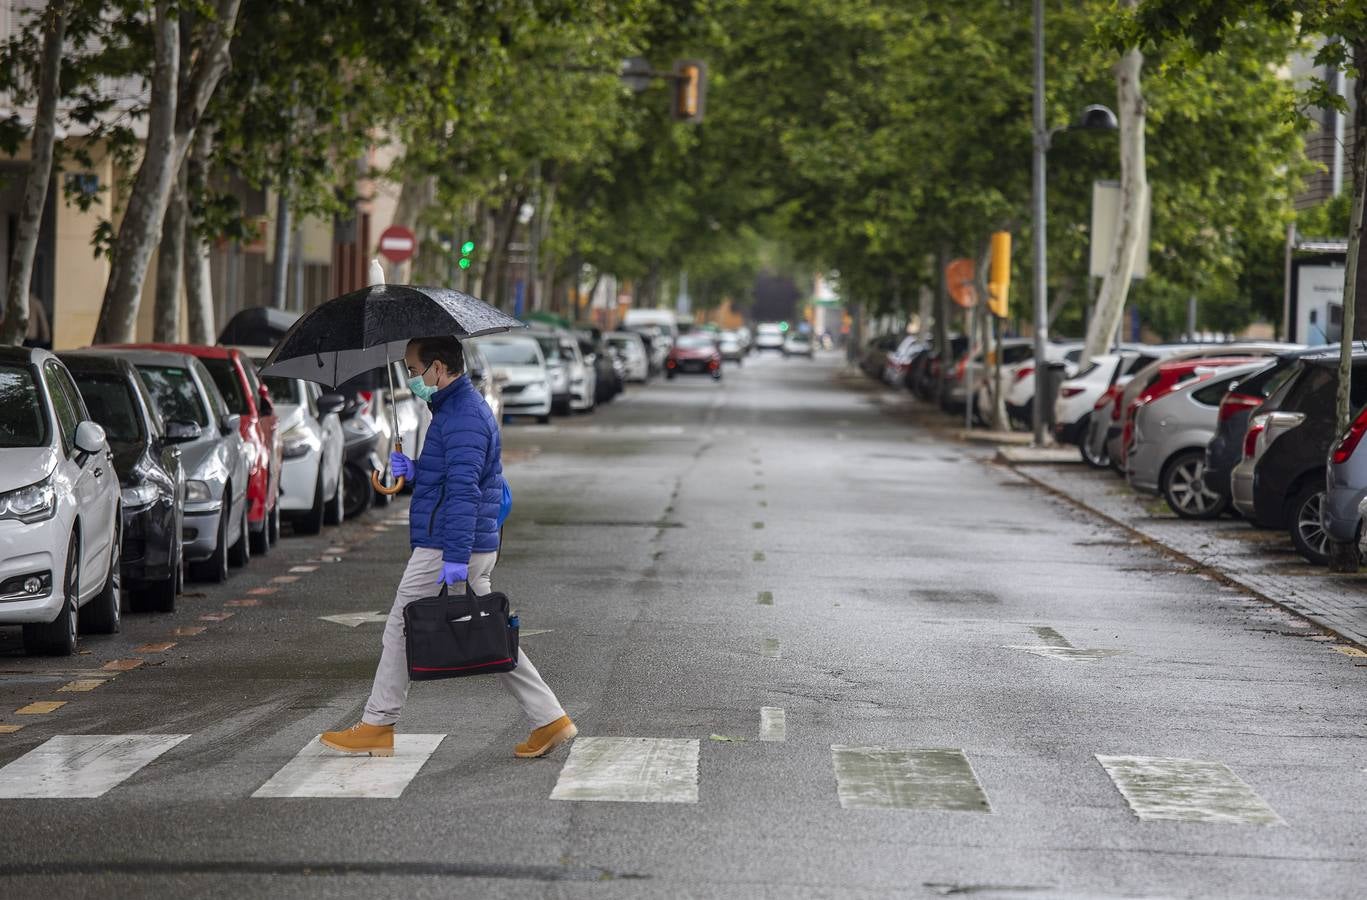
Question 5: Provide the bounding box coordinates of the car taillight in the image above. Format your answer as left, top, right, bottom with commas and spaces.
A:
1332, 406, 1367, 464
1014, 365, 1034, 383
1061, 386, 1085, 398
1217, 392, 1262, 422
1243, 420, 1266, 459
1094, 386, 1119, 412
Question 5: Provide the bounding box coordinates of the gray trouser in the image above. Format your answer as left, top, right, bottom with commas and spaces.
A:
362, 547, 567, 728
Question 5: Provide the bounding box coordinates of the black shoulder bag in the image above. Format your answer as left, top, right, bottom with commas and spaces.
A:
403, 584, 520, 680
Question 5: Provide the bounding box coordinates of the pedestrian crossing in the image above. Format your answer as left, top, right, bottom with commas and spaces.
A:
0, 729, 1287, 825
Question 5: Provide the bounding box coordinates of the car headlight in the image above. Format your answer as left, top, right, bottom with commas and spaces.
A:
186, 480, 213, 503
282, 426, 316, 460
121, 482, 159, 510
0, 477, 56, 524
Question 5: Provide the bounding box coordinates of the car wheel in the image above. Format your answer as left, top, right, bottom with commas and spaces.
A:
297, 469, 326, 535
190, 503, 230, 583
1289, 483, 1331, 565
229, 500, 251, 567
325, 470, 345, 526
23, 533, 79, 656
250, 504, 272, 555
343, 463, 370, 520
268, 501, 281, 544
536, 414, 552, 425
81, 519, 122, 635
1162, 450, 1229, 520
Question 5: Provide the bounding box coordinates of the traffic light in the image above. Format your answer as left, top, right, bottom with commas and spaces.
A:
459, 240, 475, 270
988, 231, 1011, 318
672, 60, 706, 123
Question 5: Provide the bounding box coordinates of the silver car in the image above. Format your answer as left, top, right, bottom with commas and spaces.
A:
95, 349, 249, 584
1127, 362, 1266, 519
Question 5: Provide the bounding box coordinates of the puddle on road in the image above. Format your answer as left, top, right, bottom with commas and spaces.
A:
832, 747, 991, 812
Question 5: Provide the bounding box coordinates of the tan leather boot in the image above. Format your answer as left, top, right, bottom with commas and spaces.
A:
514, 715, 577, 758
320, 722, 395, 757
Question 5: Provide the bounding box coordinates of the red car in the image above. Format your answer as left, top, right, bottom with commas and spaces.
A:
119, 344, 282, 556
1120, 357, 1261, 467
666, 334, 723, 381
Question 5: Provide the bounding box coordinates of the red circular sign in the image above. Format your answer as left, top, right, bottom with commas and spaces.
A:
378, 225, 417, 263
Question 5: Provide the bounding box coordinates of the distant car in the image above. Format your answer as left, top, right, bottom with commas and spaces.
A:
882, 336, 925, 387
719, 331, 745, 365
576, 330, 620, 405
999, 342, 1083, 430
89, 348, 249, 584
666, 334, 723, 380
783, 333, 815, 359
1127, 363, 1265, 519
755, 323, 786, 352
606, 331, 650, 383
62, 353, 186, 612
474, 334, 552, 424
256, 367, 347, 536
0, 348, 122, 655
1054, 350, 1153, 448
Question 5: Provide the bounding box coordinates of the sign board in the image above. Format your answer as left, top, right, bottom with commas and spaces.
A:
1090, 180, 1150, 279
378, 225, 417, 263
1290, 258, 1344, 345
946, 258, 977, 308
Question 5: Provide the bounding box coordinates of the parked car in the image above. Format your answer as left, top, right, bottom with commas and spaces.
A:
474, 334, 553, 423
1327, 400, 1367, 557
0, 348, 121, 654
1252, 349, 1367, 564
117, 344, 281, 558
61, 353, 186, 612
783, 332, 815, 359
559, 331, 597, 412
90, 348, 249, 584
1056, 348, 1162, 450
953, 339, 1033, 419
666, 334, 723, 380
576, 329, 621, 405
882, 336, 926, 387
755, 323, 786, 353
909, 335, 968, 402
463, 339, 506, 430
1120, 357, 1263, 471
719, 331, 746, 365
606, 331, 650, 383
256, 366, 347, 535
1127, 362, 1266, 519
968, 339, 1064, 427
336, 361, 429, 503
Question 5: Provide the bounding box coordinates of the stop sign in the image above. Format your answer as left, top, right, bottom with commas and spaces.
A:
378, 225, 417, 263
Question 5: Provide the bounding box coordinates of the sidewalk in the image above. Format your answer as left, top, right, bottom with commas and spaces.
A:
1003, 458, 1367, 652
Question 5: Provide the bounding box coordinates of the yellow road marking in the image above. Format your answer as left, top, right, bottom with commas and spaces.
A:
0, 724, 23, 733
17, 701, 66, 714
271, 576, 299, 585
1334, 646, 1367, 658
135, 642, 176, 653
102, 659, 144, 672
172, 626, 205, 637
57, 679, 106, 692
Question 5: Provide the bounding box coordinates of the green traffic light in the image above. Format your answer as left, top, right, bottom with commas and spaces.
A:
460, 241, 475, 255
458, 258, 471, 269
779, 321, 789, 332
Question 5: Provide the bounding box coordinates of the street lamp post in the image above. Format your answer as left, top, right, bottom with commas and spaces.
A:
1031, 0, 1117, 445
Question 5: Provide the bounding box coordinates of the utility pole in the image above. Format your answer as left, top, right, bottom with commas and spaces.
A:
1030, 0, 1049, 446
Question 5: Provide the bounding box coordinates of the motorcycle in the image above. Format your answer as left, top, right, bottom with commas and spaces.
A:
340, 398, 381, 520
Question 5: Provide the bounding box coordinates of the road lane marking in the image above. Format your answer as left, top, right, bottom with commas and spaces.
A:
134, 642, 176, 652
253, 735, 445, 799
247, 588, 277, 596
521, 628, 553, 637
101, 660, 143, 671
199, 613, 233, 622
319, 611, 388, 627
759, 708, 786, 742
226, 598, 261, 607
1096, 755, 1282, 825
550, 737, 699, 803
16, 701, 66, 714
0, 734, 190, 798
56, 679, 106, 692
289, 566, 318, 574
832, 747, 991, 812
172, 626, 205, 637
757, 591, 773, 606
0, 724, 23, 733
761, 639, 780, 658
271, 576, 300, 585
1004, 625, 1126, 662
1335, 646, 1367, 657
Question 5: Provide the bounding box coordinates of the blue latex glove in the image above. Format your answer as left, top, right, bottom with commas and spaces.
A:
497, 481, 513, 526
389, 451, 415, 480
437, 562, 468, 586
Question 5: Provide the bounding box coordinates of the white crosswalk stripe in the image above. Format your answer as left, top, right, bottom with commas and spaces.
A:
0, 734, 190, 799
550, 737, 699, 803
253, 735, 445, 799
1096, 755, 1283, 825
831, 746, 991, 812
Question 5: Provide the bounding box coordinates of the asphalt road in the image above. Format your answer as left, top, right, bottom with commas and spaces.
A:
1, 350, 1364, 899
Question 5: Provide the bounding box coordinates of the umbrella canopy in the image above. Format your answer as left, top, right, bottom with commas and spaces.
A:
217, 306, 300, 347
260, 284, 523, 387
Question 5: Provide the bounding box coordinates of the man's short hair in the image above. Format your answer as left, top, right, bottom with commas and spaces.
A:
409, 335, 465, 375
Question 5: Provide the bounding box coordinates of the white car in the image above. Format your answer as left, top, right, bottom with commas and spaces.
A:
719, 331, 745, 364
475, 335, 553, 424
755, 323, 785, 352
606, 331, 649, 383
0, 348, 121, 655
260, 371, 346, 534
1053, 347, 1168, 446
1001, 342, 1084, 428
558, 332, 597, 412
464, 340, 504, 432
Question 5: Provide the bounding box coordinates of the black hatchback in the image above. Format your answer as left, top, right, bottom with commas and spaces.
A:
61, 353, 188, 611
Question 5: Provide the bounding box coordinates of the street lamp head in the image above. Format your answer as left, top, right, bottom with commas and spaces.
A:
1075, 104, 1119, 131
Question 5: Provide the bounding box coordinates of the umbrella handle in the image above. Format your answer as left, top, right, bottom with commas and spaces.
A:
372, 437, 406, 495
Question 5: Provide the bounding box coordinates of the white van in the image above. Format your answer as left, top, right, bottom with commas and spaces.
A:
623, 309, 679, 342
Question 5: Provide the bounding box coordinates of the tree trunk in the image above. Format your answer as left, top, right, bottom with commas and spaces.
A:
270, 173, 292, 308
153, 159, 188, 341
392, 171, 435, 283
1336, 42, 1367, 439
1080, 30, 1147, 370
2, 5, 65, 346
183, 129, 216, 344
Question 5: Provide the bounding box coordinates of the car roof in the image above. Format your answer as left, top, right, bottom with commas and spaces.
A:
1298, 344, 1367, 366
57, 351, 134, 376
1157, 356, 1263, 373
115, 342, 234, 360
81, 346, 206, 369
0, 345, 53, 366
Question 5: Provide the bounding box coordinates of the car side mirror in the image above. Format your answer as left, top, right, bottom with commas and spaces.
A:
493, 372, 510, 385
316, 392, 346, 417
220, 413, 241, 436
74, 420, 106, 457
164, 420, 202, 443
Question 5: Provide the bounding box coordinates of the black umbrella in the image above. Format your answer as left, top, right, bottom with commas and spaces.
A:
261, 264, 524, 494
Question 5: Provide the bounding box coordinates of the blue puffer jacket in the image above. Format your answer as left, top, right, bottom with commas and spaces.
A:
408, 376, 504, 563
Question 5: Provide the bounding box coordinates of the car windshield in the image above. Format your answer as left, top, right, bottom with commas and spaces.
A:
481, 339, 542, 367
137, 365, 209, 427
534, 336, 563, 362
676, 336, 715, 350
0, 364, 47, 448
202, 357, 248, 415
262, 376, 299, 405
72, 374, 142, 444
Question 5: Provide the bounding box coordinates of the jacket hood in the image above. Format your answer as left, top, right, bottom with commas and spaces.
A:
0, 447, 57, 493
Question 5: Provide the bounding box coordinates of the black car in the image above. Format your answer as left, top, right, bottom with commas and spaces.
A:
1252, 350, 1367, 564
576, 329, 622, 405
61, 353, 188, 611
